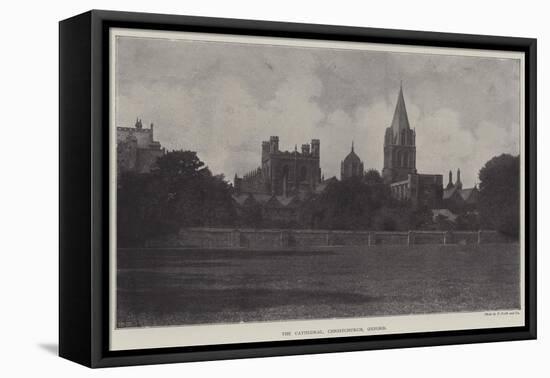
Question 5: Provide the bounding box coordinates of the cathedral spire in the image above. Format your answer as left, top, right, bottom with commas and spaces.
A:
351, 140, 354, 152
391, 83, 411, 133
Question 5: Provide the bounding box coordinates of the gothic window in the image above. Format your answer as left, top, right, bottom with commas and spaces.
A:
396, 151, 402, 167
403, 151, 409, 168
282, 165, 290, 180
300, 166, 307, 181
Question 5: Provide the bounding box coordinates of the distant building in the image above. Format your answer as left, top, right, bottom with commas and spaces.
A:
117, 118, 165, 175
382, 84, 417, 184
233, 137, 337, 226
383, 85, 443, 209
443, 169, 479, 212
390, 174, 443, 209
234, 136, 322, 197
232, 85, 480, 222
340, 142, 364, 180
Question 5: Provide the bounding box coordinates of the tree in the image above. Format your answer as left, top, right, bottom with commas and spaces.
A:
156, 150, 207, 178
310, 176, 391, 230
117, 171, 164, 246
238, 201, 263, 228
478, 154, 520, 238
117, 150, 236, 246
364, 169, 383, 185
155, 151, 236, 229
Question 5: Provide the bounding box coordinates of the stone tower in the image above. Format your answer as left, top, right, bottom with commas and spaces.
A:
340, 141, 364, 180
455, 168, 463, 189
446, 170, 454, 189
382, 84, 417, 184
236, 136, 321, 196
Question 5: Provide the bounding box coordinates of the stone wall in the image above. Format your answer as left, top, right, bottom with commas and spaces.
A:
240, 230, 284, 249
154, 228, 513, 249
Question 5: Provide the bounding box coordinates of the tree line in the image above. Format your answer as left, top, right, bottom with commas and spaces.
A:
117, 150, 520, 246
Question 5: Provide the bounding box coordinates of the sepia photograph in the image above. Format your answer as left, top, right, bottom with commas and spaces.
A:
110, 28, 525, 349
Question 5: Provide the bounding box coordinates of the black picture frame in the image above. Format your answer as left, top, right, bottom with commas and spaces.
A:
59, 9, 537, 368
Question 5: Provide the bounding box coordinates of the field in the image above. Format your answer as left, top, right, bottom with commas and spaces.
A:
116, 244, 520, 328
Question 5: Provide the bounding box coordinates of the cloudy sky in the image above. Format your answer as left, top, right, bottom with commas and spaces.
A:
115, 35, 521, 187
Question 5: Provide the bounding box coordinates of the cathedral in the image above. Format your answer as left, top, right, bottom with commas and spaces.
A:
114, 84, 478, 230
234, 136, 322, 196
382, 84, 417, 183
338, 84, 444, 209
382, 85, 443, 209
233, 85, 446, 213
233, 137, 328, 226
231, 84, 483, 223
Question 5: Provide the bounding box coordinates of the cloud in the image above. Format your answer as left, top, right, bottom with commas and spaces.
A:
414, 109, 519, 186
115, 35, 521, 188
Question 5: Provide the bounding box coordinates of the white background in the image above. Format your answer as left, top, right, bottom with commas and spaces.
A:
0, 0, 546, 376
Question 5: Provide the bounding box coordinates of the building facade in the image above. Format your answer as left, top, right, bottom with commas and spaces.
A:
340, 142, 364, 180
117, 118, 165, 175
390, 174, 444, 209
382, 84, 417, 184
383, 85, 443, 209
232, 85, 479, 221
443, 169, 480, 212
234, 136, 322, 196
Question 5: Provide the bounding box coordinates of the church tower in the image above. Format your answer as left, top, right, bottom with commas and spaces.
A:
382, 84, 417, 184
340, 141, 364, 180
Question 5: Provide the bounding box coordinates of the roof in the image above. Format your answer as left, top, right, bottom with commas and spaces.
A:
232, 193, 274, 206
265, 196, 284, 208
443, 186, 479, 202
343, 150, 361, 164
276, 195, 302, 208
390, 84, 411, 133
232, 193, 251, 206
233, 193, 305, 208
443, 186, 458, 200
314, 176, 338, 194
432, 209, 458, 222
251, 193, 272, 204
459, 187, 479, 202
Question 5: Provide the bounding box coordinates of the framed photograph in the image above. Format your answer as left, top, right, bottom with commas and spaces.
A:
59, 10, 536, 368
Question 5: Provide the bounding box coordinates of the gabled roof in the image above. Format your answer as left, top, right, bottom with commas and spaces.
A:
232, 193, 251, 206
275, 195, 293, 207
459, 187, 479, 202
314, 176, 338, 194
251, 193, 272, 204
443, 186, 479, 203
390, 84, 411, 133
443, 186, 460, 200
265, 196, 284, 208
276, 195, 302, 208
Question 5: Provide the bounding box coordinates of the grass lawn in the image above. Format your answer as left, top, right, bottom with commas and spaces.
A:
116, 244, 520, 328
